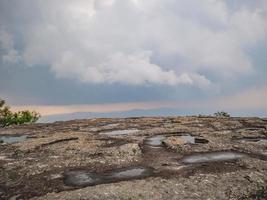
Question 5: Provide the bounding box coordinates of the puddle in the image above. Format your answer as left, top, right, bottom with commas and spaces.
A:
0, 135, 28, 144
64, 166, 153, 187
234, 137, 267, 143
99, 129, 139, 136
64, 170, 101, 187
179, 135, 209, 144
105, 123, 120, 128
180, 151, 247, 164
144, 134, 208, 147
108, 167, 150, 179
144, 135, 166, 147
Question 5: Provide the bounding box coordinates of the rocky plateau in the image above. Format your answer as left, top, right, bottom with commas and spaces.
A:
0, 116, 267, 200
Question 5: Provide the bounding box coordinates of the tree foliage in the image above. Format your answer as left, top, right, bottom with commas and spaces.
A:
214, 111, 231, 118
0, 99, 40, 127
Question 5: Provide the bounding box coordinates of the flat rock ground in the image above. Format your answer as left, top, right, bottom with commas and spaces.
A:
0, 116, 267, 200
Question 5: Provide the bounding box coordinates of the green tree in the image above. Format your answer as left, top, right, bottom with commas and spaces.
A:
214, 111, 230, 118
0, 99, 40, 127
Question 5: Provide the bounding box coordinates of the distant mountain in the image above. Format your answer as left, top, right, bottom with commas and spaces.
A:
38, 108, 209, 123
38, 107, 267, 123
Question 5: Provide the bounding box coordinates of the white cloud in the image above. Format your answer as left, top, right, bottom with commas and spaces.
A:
51, 50, 197, 85
2, 0, 267, 86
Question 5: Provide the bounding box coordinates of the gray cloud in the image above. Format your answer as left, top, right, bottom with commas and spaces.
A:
1, 0, 267, 88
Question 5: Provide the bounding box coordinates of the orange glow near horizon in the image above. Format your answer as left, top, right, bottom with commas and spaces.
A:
10, 101, 178, 116
9, 85, 267, 116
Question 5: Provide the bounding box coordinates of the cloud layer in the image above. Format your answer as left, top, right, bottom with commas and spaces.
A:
1, 0, 267, 87
11, 85, 267, 116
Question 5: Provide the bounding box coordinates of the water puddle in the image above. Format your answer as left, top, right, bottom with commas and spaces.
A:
105, 123, 120, 128
108, 167, 149, 179
99, 129, 139, 136
180, 151, 247, 164
64, 166, 153, 187
64, 170, 101, 187
179, 135, 209, 144
0, 135, 28, 144
144, 135, 166, 147
144, 134, 208, 147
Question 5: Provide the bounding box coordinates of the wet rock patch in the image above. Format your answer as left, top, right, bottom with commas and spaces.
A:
64, 166, 153, 187
144, 135, 166, 147
64, 170, 101, 187
0, 135, 28, 144
144, 134, 209, 148
180, 151, 247, 164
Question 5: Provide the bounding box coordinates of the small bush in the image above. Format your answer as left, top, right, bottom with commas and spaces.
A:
214, 111, 230, 118
0, 99, 40, 127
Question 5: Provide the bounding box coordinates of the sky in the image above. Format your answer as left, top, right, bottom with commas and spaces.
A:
0, 0, 267, 117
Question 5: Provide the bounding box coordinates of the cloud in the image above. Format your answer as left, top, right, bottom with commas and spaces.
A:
51, 50, 183, 85
0, 29, 21, 64
11, 84, 267, 116
213, 85, 267, 110
1, 0, 267, 86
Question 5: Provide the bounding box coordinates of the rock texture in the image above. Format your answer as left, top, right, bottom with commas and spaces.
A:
0, 116, 266, 200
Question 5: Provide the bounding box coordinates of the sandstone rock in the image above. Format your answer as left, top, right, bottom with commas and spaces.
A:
0, 116, 266, 200
164, 136, 187, 146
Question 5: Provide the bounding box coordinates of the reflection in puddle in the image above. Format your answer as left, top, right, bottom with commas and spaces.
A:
180, 151, 247, 164
144, 135, 166, 147
64, 171, 100, 187
178, 135, 209, 144
105, 123, 120, 128
100, 129, 139, 136
144, 134, 208, 147
180, 135, 195, 143
108, 167, 149, 179
64, 166, 153, 187
0, 135, 28, 144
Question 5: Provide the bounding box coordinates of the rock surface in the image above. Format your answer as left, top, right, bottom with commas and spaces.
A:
0, 116, 266, 200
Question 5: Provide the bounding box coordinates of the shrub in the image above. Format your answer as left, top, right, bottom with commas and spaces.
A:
0, 99, 40, 127
214, 111, 230, 118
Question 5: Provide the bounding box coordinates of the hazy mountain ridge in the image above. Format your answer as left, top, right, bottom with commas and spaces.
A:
39, 108, 267, 123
